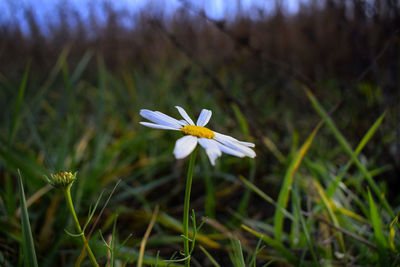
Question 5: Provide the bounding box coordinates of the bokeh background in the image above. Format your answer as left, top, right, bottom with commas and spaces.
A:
1, 0, 399, 266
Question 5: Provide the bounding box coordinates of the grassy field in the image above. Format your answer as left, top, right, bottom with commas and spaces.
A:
1, 1, 400, 266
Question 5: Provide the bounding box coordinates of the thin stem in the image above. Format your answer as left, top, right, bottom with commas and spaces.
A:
183, 149, 197, 267
64, 185, 99, 267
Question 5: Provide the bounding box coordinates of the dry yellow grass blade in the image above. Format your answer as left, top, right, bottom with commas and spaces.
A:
137, 205, 159, 267
313, 179, 345, 252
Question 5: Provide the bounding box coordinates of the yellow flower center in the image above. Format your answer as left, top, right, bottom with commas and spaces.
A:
181, 125, 215, 139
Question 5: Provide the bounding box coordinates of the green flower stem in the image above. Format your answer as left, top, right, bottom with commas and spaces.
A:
183, 149, 197, 267
64, 185, 99, 267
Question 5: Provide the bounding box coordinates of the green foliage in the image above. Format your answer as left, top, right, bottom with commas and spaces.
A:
305, 88, 393, 217
368, 189, 389, 265
8, 64, 30, 145
0, 44, 399, 266
292, 183, 319, 266
229, 239, 245, 267
273, 120, 321, 243
17, 170, 38, 267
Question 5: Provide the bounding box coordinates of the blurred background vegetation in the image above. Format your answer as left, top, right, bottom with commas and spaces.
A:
0, 0, 399, 266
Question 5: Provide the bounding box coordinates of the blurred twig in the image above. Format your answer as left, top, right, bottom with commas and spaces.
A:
356, 28, 400, 83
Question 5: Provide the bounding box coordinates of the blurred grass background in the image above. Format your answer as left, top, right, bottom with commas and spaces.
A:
0, 0, 399, 266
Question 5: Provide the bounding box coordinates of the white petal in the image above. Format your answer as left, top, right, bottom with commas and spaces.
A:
140, 109, 183, 128
214, 133, 256, 158
224, 141, 256, 158
175, 106, 195, 125
173, 135, 198, 159
180, 120, 189, 126
216, 142, 246, 158
214, 132, 255, 147
196, 109, 212, 126
154, 111, 187, 126
198, 138, 222, 165
237, 141, 255, 147
213, 132, 242, 144
140, 122, 180, 130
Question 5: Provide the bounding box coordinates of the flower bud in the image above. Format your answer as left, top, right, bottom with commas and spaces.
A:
47, 171, 77, 189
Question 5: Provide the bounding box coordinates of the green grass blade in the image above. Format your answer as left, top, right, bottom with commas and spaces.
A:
30, 47, 70, 110
8, 63, 30, 144
70, 50, 94, 85
261, 260, 275, 267
113, 246, 183, 267
241, 224, 298, 264
273, 121, 322, 242
3, 172, 16, 216
200, 152, 216, 218
389, 217, 398, 252
305, 88, 394, 217
262, 136, 286, 164
0, 136, 48, 183
239, 175, 294, 221
236, 161, 256, 219
231, 103, 254, 220
249, 238, 263, 267
17, 170, 38, 267
289, 191, 301, 247
231, 103, 250, 136
326, 112, 386, 198
96, 55, 107, 125
110, 214, 118, 267
292, 182, 320, 266
54, 118, 73, 170
199, 245, 221, 267
229, 239, 245, 267
368, 188, 389, 265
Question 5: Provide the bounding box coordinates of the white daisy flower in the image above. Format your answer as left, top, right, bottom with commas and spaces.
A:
140, 106, 256, 165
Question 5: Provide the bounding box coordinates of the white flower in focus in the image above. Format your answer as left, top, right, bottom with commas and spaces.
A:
140, 106, 256, 165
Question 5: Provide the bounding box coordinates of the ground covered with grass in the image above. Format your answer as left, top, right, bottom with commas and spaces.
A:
0, 0, 400, 266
